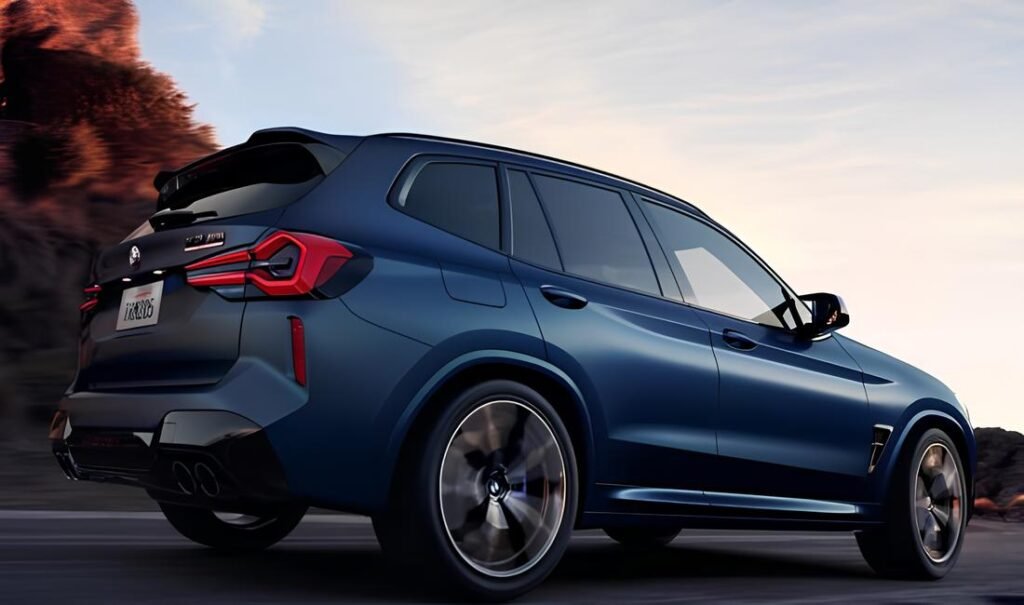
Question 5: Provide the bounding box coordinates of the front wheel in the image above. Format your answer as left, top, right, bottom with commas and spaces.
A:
857, 428, 967, 579
374, 380, 578, 601
159, 502, 307, 552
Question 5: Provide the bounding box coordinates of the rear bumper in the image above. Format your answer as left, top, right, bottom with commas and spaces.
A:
51, 409, 294, 513
51, 357, 308, 511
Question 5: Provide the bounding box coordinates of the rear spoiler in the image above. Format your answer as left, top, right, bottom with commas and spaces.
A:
153, 128, 363, 208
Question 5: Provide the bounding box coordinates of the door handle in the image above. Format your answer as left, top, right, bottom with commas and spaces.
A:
540, 285, 588, 310
722, 329, 757, 351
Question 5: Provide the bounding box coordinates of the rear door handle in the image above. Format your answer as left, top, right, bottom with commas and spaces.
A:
722, 329, 757, 351
540, 285, 588, 310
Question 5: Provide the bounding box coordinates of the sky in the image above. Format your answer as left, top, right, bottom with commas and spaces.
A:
135, 0, 1024, 431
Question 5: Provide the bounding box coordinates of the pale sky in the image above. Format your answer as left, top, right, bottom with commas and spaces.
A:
136, 0, 1024, 431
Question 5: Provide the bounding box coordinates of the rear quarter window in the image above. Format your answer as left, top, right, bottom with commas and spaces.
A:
391, 161, 500, 249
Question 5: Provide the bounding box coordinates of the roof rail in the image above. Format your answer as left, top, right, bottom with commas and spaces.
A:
372, 132, 707, 217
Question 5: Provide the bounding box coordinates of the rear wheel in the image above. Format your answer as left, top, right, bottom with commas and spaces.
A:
603, 526, 680, 548
857, 428, 967, 579
373, 380, 577, 601
159, 502, 307, 552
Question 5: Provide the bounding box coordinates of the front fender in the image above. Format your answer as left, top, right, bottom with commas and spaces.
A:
872, 402, 976, 510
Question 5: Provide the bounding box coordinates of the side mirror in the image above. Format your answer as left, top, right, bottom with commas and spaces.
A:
797, 292, 849, 338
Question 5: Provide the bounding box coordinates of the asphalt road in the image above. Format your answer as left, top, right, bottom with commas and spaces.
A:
1, 511, 1022, 604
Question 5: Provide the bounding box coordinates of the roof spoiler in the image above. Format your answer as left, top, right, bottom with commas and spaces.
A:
152, 127, 363, 195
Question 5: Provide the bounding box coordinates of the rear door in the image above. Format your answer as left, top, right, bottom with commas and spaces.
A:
77, 142, 345, 390
506, 168, 718, 505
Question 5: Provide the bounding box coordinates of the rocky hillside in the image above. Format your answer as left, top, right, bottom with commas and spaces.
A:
0, 0, 216, 424
975, 427, 1024, 520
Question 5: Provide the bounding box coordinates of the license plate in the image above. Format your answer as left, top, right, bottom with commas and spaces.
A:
116, 282, 164, 331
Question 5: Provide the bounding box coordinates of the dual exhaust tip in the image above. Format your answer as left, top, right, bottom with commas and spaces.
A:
171, 460, 220, 498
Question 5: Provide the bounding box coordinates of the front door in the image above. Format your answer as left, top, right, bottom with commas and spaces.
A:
639, 198, 871, 506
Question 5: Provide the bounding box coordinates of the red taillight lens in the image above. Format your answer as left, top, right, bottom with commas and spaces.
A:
185, 231, 353, 297
289, 316, 307, 386
80, 285, 101, 312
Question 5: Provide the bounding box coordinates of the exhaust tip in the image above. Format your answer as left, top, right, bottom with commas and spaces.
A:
194, 462, 220, 498
172, 460, 196, 495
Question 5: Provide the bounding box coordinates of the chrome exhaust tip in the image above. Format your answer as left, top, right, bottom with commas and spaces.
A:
194, 462, 220, 498
171, 460, 196, 495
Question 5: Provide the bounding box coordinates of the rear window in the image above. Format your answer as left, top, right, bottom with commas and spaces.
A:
147, 142, 340, 231
392, 161, 500, 249
532, 174, 659, 295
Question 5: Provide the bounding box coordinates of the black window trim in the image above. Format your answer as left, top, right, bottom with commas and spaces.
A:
634, 193, 813, 334
387, 153, 507, 253
501, 164, 565, 272
514, 165, 665, 299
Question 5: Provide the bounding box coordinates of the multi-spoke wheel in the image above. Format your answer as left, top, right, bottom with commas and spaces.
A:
914, 443, 964, 563
857, 428, 967, 579
158, 502, 307, 552
373, 380, 578, 601
440, 399, 567, 577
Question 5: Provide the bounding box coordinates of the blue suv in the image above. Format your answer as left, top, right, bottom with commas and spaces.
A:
52, 129, 975, 600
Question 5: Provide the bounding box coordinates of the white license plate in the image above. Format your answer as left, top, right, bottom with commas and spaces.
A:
116, 282, 164, 331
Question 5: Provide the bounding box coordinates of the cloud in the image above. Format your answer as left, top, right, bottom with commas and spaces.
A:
189, 0, 267, 44
339, 1, 1024, 430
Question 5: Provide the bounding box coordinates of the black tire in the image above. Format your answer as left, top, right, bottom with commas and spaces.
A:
603, 526, 680, 548
373, 379, 578, 602
159, 502, 307, 552
856, 428, 967, 579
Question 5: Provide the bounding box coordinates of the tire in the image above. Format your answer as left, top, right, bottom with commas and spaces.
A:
603, 526, 680, 548
856, 428, 967, 579
373, 379, 578, 601
159, 502, 307, 552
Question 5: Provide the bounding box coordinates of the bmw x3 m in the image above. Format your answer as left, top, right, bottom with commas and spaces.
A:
51, 128, 975, 600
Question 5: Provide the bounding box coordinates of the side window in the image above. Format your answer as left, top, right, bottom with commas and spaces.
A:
393, 162, 500, 249
642, 200, 810, 329
533, 174, 659, 295
508, 170, 561, 270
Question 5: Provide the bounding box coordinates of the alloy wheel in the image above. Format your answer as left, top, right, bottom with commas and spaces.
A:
438, 399, 567, 578
913, 442, 964, 563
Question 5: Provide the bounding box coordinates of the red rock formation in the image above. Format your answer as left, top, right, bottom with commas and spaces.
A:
975, 427, 1024, 521
0, 0, 217, 418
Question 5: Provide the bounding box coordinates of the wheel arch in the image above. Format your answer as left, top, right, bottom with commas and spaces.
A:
876, 404, 976, 516
381, 351, 599, 521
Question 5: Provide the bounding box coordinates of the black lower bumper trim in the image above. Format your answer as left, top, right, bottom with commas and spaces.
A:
51, 410, 293, 511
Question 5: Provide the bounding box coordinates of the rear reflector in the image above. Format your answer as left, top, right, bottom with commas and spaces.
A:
289, 316, 307, 386
80, 284, 101, 312
185, 230, 354, 297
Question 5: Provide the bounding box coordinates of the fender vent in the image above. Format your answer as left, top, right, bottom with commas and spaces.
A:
868, 424, 893, 473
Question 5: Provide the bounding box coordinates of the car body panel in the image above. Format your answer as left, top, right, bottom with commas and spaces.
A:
692, 308, 872, 503
53, 128, 976, 532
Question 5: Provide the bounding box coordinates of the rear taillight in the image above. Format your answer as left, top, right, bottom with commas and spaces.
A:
185, 230, 356, 297
80, 285, 101, 312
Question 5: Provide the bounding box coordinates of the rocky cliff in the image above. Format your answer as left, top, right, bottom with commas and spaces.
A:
0, 0, 216, 422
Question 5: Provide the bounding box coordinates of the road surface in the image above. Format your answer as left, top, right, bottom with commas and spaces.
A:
0, 511, 1021, 603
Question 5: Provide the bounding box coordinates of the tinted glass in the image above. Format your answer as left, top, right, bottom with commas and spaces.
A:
508, 170, 561, 270
148, 143, 330, 231
643, 201, 810, 329
397, 162, 499, 249
533, 175, 659, 295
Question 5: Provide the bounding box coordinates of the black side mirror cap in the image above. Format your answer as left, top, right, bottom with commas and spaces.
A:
797, 292, 849, 338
